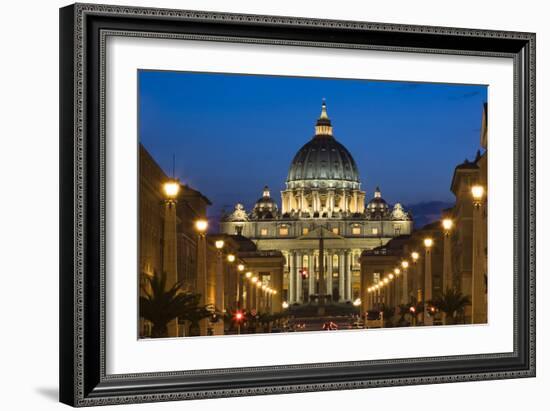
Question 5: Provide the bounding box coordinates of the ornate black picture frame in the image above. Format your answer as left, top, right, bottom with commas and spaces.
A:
59, 3, 535, 407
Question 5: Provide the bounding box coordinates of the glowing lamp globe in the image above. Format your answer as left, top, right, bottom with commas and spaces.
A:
195, 219, 208, 233
163, 181, 180, 199
442, 218, 454, 231
471, 185, 485, 200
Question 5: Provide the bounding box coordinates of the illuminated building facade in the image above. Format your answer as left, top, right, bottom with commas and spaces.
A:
220, 102, 413, 304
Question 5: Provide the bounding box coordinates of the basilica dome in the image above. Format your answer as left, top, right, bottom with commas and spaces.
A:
366, 186, 390, 218
286, 101, 360, 190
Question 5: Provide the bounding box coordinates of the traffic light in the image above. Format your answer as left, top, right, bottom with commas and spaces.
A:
299, 268, 309, 278
234, 311, 244, 322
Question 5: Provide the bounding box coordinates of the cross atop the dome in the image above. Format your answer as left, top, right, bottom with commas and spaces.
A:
320, 98, 329, 119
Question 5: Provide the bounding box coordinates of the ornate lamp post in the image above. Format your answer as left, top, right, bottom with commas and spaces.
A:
442, 218, 454, 292
423, 238, 434, 326
401, 260, 409, 304
195, 218, 208, 336
214, 239, 225, 335
251, 276, 258, 312
410, 251, 420, 304
232, 261, 243, 309
393, 267, 401, 305
243, 270, 252, 309
162, 180, 180, 337
471, 185, 486, 324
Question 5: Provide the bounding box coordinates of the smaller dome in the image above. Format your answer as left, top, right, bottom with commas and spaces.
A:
366, 186, 390, 218
252, 186, 278, 219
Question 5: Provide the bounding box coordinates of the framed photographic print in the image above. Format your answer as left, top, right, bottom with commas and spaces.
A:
59, 3, 536, 407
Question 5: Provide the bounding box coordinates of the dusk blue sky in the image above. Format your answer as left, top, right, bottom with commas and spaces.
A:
139, 70, 487, 220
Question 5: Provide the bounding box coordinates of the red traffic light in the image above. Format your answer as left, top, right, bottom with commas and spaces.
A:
299, 268, 309, 278
234, 311, 244, 321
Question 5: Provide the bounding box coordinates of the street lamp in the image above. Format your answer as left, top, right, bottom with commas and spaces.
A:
162, 180, 180, 200
245, 271, 252, 278
423, 238, 434, 326
394, 267, 401, 276
442, 219, 454, 292
471, 185, 485, 207
401, 260, 410, 305
214, 239, 225, 334
227, 254, 236, 263
195, 219, 208, 233
442, 218, 454, 234
194, 218, 208, 336
162, 180, 180, 337
282, 301, 289, 309
251, 276, 258, 283
411, 251, 419, 262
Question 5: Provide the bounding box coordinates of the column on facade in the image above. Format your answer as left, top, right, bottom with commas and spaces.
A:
272, 266, 283, 313
288, 251, 295, 303
296, 251, 303, 303
346, 251, 352, 301
338, 250, 345, 301
327, 190, 334, 215
308, 251, 315, 298
352, 191, 358, 213
327, 251, 333, 299
316, 192, 321, 213
341, 190, 347, 213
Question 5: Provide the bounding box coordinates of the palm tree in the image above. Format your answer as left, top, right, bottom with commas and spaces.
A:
140, 271, 212, 338
431, 288, 470, 325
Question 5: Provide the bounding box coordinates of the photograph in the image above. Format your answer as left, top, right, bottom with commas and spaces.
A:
138, 71, 488, 338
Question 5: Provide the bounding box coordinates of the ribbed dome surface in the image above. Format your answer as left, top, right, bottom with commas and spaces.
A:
287, 137, 360, 183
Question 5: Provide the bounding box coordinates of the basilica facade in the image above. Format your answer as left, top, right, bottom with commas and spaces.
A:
220, 102, 413, 304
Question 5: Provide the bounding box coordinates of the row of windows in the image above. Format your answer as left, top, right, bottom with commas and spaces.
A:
259, 226, 401, 236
